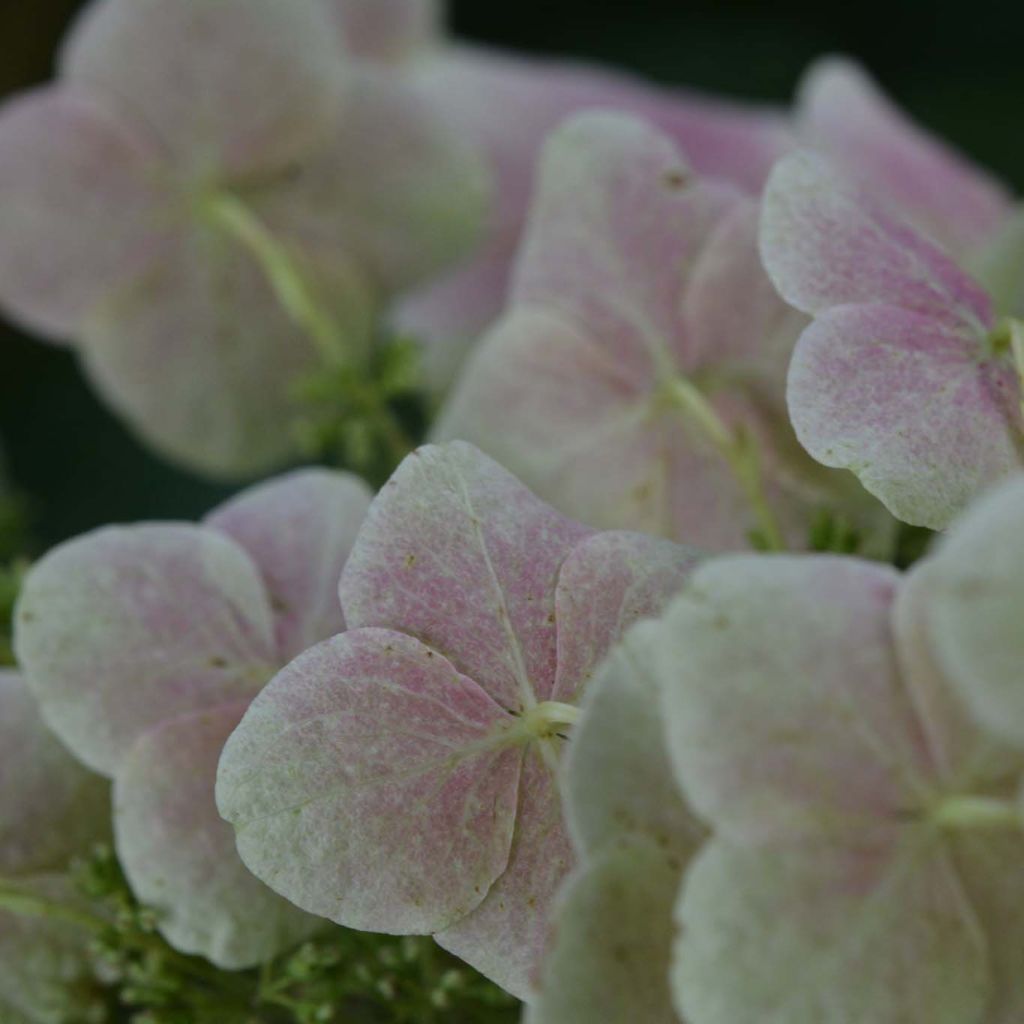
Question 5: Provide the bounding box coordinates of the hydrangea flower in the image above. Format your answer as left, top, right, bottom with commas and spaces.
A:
795, 57, 1014, 259
762, 149, 1024, 529
438, 112, 888, 551
14, 469, 373, 968
345, 0, 793, 390
0, 0, 486, 477
0, 671, 111, 1023
216, 441, 700, 999
645, 477, 1024, 1023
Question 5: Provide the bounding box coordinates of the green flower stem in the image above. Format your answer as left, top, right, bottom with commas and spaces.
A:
931, 795, 1022, 830
205, 193, 415, 468
0, 880, 107, 932
661, 375, 786, 551
205, 193, 347, 365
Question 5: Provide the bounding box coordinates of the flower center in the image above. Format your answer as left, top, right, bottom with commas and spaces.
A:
517, 701, 582, 740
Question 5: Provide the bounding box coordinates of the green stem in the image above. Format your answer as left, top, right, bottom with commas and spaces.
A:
0, 881, 107, 932
662, 375, 786, 550
206, 192, 416, 467
931, 795, 1022, 830
205, 193, 346, 365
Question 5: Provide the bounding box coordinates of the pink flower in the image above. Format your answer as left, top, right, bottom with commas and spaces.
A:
15, 469, 373, 967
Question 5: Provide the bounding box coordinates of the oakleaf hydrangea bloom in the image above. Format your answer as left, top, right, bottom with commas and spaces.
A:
361, 0, 793, 390
763, 150, 1024, 528
644, 476, 1024, 1023
216, 441, 699, 999
15, 470, 373, 968
439, 112, 887, 551
0, 0, 486, 477
0, 672, 111, 1023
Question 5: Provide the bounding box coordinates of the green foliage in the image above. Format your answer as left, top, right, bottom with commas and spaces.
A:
64, 845, 519, 1024
292, 335, 428, 488
807, 509, 862, 555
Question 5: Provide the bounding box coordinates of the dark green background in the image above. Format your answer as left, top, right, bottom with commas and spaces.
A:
1, 0, 1020, 549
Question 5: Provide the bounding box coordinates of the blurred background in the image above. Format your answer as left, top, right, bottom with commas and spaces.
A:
1, 0, 1021, 549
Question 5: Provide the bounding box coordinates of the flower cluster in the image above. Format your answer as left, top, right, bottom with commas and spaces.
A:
2, 1, 1024, 1023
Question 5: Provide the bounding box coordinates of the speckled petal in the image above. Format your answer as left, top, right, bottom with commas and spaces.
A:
563, 622, 703, 860
787, 302, 1022, 529
217, 629, 523, 935
683, 198, 807, 388
435, 748, 570, 1001
14, 524, 277, 776
553, 531, 700, 705
437, 309, 811, 550
339, 442, 592, 711
798, 57, 1012, 255
397, 50, 789, 390
917, 476, 1024, 745
511, 112, 739, 369
761, 151, 993, 327
206, 469, 373, 661
655, 556, 931, 842
673, 833, 989, 1024
61, 0, 345, 176
527, 834, 684, 1024
0, 672, 109, 876
0, 87, 169, 340
82, 224, 375, 480
114, 702, 319, 969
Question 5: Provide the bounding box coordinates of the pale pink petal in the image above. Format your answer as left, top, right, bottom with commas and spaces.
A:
917, 476, 1024, 745
950, 832, 1024, 1023
61, 0, 345, 177
14, 525, 277, 776
398, 48, 789, 388
526, 834, 684, 1024
0, 87, 169, 340
82, 225, 375, 480
511, 112, 739, 371
339, 442, 592, 711
673, 833, 989, 1024
217, 628, 523, 934
256, 68, 488, 296
437, 309, 815, 550
892, 564, 1024, 788
0, 672, 109, 876
787, 303, 1022, 529
683, 197, 807, 387
799, 57, 1012, 255
114, 702, 319, 969
761, 151, 993, 328
553, 531, 700, 704
564, 623, 704, 860
206, 469, 373, 661
436, 749, 570, 1000
655, 556, 932, 842
332, 0, 440, 64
